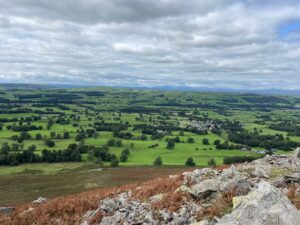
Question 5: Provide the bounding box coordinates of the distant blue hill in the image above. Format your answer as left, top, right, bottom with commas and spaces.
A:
0, 82, 299, 95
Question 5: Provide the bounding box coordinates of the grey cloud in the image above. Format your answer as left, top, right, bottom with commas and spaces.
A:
0, 0, 232, 24
0, 0, 300, 89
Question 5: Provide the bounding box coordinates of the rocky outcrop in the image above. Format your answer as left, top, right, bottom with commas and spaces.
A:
4, 150, 298, 225
252, 154, 300, 169
216, 181, 300, 225
251, 166, 270, 179
32, 197, 48, 204
91, 152, 300, 225
294, 147, 300, 158
284, 172, 300, 184
189, 166, 254, 199
85, 191, 202, 225
0, 207, 14, 214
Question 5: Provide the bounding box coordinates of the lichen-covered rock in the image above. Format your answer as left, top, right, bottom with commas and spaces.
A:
189, 179, 221, 199
216, 181, 300, 225
149, 193, 164, 203
100, 212, 124, 225
253, 154, 300, 169
183, 168, 217, 184
251, 166, 270, 179
80, 210, 99, 225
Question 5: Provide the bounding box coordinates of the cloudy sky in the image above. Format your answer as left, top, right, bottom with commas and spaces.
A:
0, 0, 300, 89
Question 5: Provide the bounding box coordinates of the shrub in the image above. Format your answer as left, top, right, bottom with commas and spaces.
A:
208, 158, 216, 166
110, 158, 119, 167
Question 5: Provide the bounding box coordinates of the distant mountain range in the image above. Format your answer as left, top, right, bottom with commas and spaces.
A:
0, 82, 300, 95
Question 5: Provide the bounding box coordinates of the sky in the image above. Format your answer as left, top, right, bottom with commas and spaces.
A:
0, 0, 300, 90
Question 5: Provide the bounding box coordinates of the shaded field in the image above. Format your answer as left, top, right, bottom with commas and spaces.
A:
0, 166, 187, 206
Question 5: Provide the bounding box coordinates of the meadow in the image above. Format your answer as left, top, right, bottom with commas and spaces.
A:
0, 84, 299, 203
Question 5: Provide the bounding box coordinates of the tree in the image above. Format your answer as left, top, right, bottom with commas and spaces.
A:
75, 133, 85, 141
213, 139, 221, 145
115, 139, 122, 147
35, 133, 42, 140
63, 131, 70, 139
28, 145, 36, 151
50, 131, 56, 139
207, 158, 216, 166
153, 156, 163, 166
44, 139, 55, 147
107, 139, 115, 146
187, 137, 195, 143
140, 134, 148, 141
185, 157, 196, 166
120, 148, 130, 162
166, 140, 175, 149
202, 138, 209, 145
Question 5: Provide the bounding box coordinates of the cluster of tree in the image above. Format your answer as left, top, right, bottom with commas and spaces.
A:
11, 131, 31, 143
94, 122, 128, 133
223, 155, 259, 164
7, 124, 41, 132
41, 149, 81, 163
0, 146, 82, 165
268, 121, 300, 136
133, 124, 174, 140
116, 132, 133, 140
106, 139, 123, 147
215, 141, 243, 150
228, 130, 298, 151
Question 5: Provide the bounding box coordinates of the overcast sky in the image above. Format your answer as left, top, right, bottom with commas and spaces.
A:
0, 0, 300, 89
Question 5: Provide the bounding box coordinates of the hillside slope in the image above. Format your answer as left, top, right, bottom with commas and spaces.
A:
1, 150, 300, 225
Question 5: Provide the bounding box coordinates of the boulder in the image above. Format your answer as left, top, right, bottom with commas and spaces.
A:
33, 197, 48, 204
216, 181, 300, 225
0, 206, 14, 214
219, 166, 243, 181
220, 178, 254, 196
190, 179, 221, 199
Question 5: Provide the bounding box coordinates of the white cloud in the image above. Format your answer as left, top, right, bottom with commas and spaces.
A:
0, 0, 299, 89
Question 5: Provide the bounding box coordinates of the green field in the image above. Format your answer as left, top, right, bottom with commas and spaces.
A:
0, 85, 299, 169
0, 84, 299, 204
